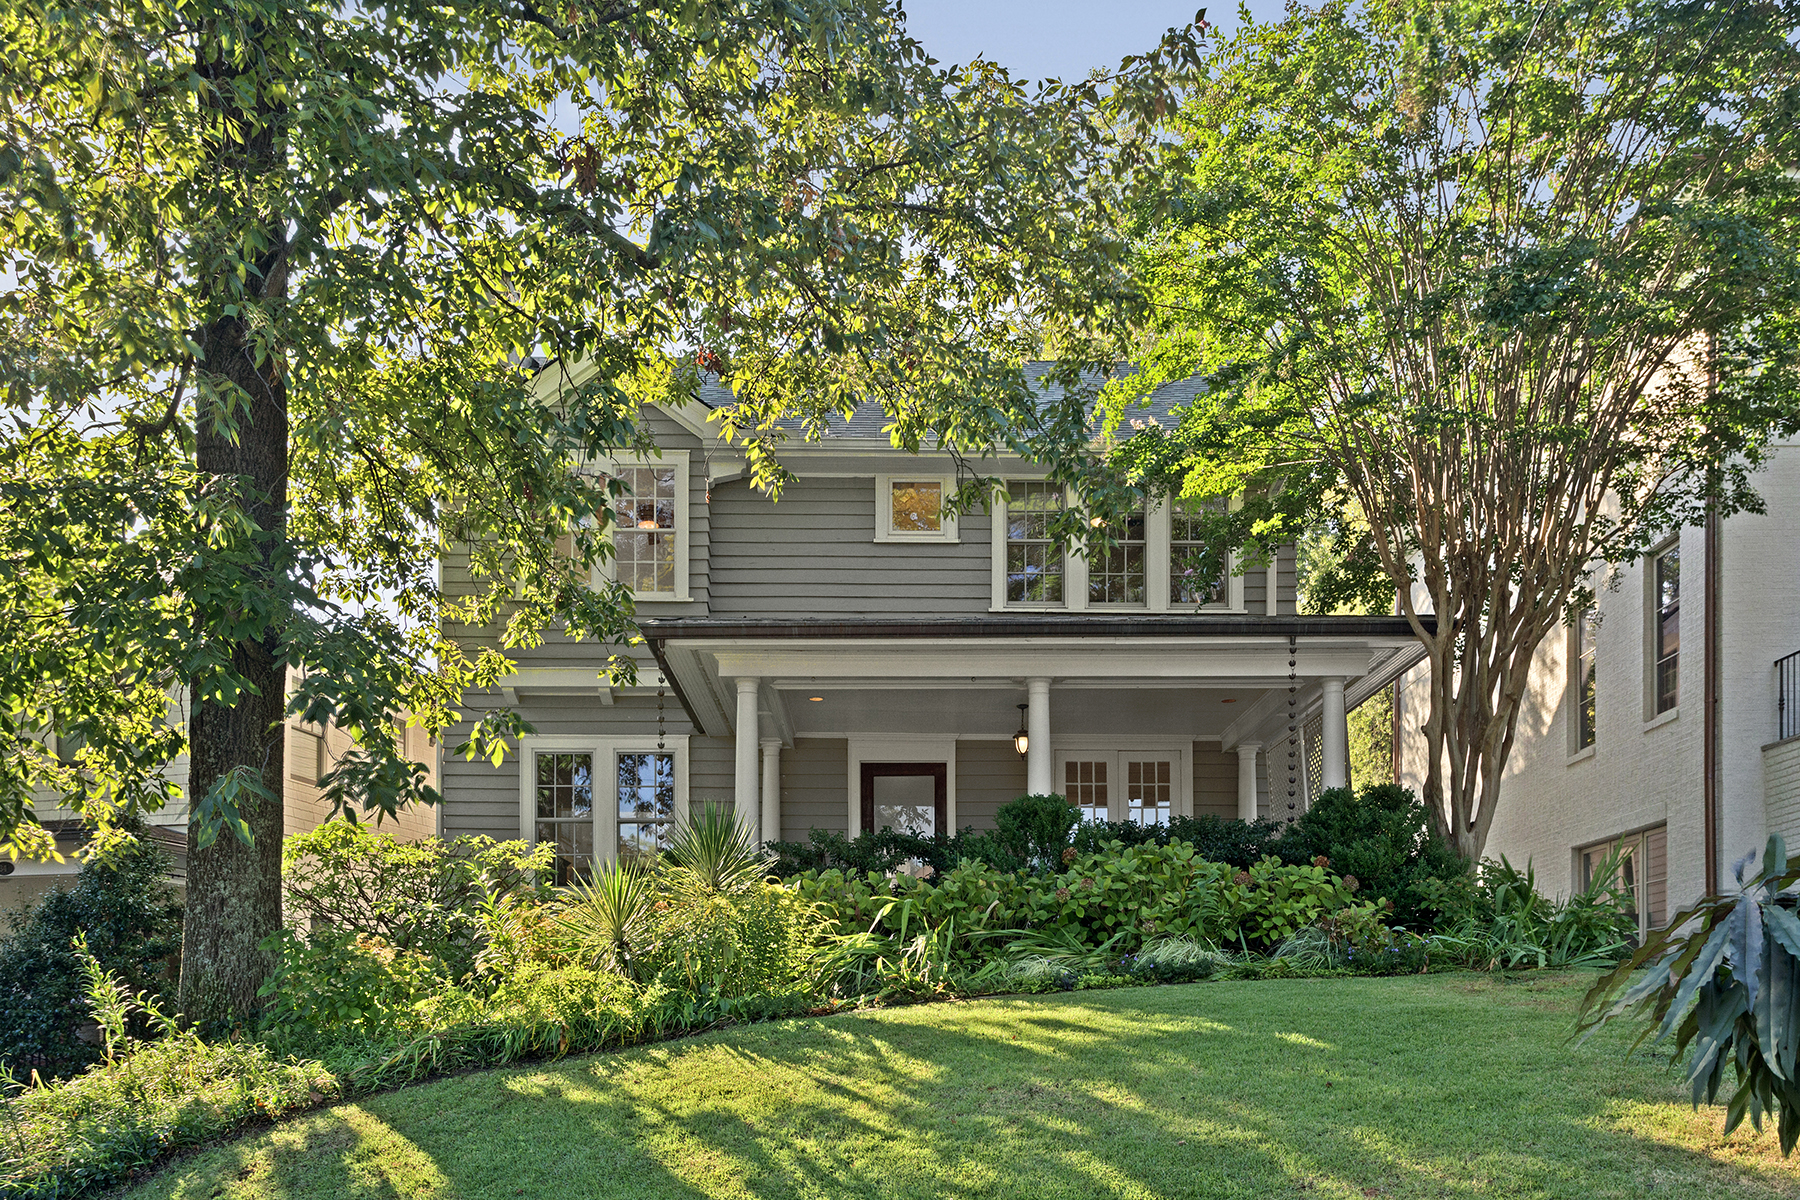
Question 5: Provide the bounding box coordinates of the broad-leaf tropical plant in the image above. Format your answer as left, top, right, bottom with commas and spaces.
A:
1580, 835, 1800, 1154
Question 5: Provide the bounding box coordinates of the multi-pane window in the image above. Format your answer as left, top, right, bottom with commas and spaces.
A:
1123, 759, 1172, 826
1006, 481, 1064, 603
1170, 498, 1226, 606
1654, 546, 1680, 714
535, 752, 594, 886
1088, 508, 1147, 605
1576, 608, 1599, 749
615, 752, 677, 869
1582, 826, 1668, 939
889, 480, 943, 534
613, 466, 678, 594
1064, 759, 1108, 822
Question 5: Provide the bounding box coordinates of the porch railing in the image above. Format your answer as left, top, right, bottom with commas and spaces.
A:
1780, 651, 1800, 743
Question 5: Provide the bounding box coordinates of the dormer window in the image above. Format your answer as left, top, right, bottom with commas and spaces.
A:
875, 475, 958, 542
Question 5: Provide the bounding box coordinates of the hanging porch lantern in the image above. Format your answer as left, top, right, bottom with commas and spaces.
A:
1013, 703, 1030, 758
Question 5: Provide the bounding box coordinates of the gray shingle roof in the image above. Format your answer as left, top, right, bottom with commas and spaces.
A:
690, 362, 1204, 441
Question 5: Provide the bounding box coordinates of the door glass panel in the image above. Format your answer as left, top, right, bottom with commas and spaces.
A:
1064, 759, 1109, 822
871, 774, 936, 835
1123, 759, 1172, 826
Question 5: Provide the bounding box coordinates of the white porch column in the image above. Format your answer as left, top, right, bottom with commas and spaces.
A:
759, 738, 782, 846
1026, 677, 1053, 796
1322, 677, 1349, 790
1236, 742, 1261, 822
734, 677, 760, 829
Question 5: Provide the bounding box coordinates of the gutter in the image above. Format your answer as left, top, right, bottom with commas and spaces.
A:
638, 614, 1434, 641
1704, 334, 1722, 894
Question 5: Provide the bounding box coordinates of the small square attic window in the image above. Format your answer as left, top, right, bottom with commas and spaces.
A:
876, 475, 957, 542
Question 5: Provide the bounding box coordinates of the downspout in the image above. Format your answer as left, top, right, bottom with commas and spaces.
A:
1704, 334, 1721, 894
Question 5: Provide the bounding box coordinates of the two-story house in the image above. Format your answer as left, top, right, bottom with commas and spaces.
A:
1395, 439, 1800, 933
436, 363, 1429, 884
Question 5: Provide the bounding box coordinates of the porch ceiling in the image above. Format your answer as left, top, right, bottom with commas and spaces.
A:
643, 615, 1428, 744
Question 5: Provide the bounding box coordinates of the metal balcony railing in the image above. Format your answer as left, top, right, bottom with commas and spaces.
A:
1780, 650, 1800, 743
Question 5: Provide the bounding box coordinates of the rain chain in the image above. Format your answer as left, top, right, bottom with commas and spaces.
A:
656, 672, 667, 751
1286, 635, 1299, 823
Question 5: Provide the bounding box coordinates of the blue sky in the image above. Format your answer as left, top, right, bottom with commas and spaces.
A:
898, 1, 1291, 82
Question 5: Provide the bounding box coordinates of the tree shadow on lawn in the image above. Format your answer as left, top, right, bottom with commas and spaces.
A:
136, 978, 1800, 1200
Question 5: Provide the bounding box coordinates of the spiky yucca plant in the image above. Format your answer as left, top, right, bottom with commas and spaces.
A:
1580, 834, 1800, 1154
664, 802, 771, 897
556, 865, 659, 978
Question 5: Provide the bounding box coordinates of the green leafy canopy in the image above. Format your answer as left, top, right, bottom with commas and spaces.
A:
1106, 0, 1800, 858
0, 0, 1208, 855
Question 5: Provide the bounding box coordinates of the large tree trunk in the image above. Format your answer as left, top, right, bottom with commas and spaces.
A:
177, 32, 290, 1027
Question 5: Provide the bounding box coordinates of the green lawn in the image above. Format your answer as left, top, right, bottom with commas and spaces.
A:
125, 974, 1800, 1200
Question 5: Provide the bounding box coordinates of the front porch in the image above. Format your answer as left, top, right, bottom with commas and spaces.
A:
645, 616, 1426, 842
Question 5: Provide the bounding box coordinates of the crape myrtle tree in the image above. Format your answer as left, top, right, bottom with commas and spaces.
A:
0, 0, 1206, 1022
1108, 0, 1800, 859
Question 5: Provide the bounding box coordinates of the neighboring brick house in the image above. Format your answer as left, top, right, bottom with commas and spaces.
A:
1396, 440, 1800, 935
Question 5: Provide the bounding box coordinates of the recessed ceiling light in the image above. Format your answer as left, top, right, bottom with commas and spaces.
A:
808, 696, 824, 702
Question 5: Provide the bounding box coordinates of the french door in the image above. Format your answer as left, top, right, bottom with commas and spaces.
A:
1054, 750, 1178, 827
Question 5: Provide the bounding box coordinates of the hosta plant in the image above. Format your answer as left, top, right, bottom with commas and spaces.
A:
1580, 835, 1800, 1154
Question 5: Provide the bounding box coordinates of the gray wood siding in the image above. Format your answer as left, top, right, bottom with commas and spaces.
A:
707, 476, 993, 617
1240, 544, 1299, 614
778, 738, 849, 841
1192, 747, 1238, 819
689, 735, 735, 811
955, 741, 1028, 831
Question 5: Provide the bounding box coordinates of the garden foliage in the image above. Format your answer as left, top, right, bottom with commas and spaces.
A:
4, 794, 1638, 1197
0, 830, 181, 1080
280, 822, 552, 980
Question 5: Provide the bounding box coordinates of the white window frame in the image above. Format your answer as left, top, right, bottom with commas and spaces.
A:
990, 485, 1244, 613
1568, 606, 1599, 758
588, 450, 691, 601
518, 733, 691, 874
1052, 741, 1194, 821
875, 474, 959, 543
1645, 537, 1681, 724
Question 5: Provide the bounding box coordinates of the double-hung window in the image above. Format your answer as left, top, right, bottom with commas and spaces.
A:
613, 465, 679, 594
581, 452, 689, 600
1574, 608, 1599, 750
1169, 497, 1227, 607
533, 751, 595, 886
1004, 481, 1065, 603
1653, 546, 1680, 714
523, 736, 688, 882
1089, 506, 1147, 605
